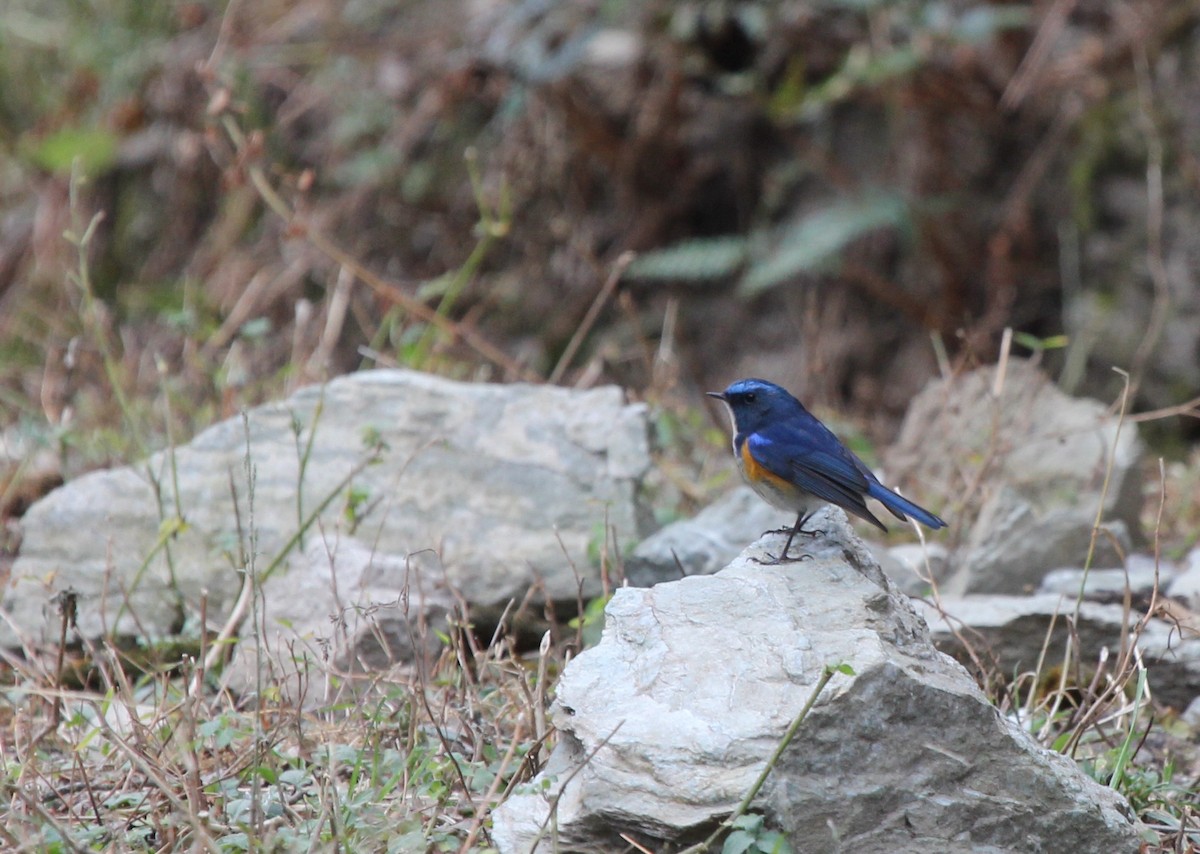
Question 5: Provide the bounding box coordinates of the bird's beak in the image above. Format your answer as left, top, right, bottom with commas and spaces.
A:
707, 390, 736, 434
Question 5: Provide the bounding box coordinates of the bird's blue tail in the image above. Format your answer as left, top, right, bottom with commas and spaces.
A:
866, 482, 947, 530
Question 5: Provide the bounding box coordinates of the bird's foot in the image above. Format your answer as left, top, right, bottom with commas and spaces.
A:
762, 526, 821, 538
752, 550, 813, 565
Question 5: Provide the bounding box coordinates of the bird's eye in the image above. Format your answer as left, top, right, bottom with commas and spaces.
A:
745, 392, 756, 402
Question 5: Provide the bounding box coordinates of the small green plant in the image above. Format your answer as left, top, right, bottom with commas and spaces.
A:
623, 192, 914, 295
569, 594, 610, 648
721, 813, 793, 854
682, 662, 854, 854
1012, 331, 1069, 355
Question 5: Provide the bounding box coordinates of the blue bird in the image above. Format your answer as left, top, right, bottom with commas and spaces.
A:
707, 378, 946, 562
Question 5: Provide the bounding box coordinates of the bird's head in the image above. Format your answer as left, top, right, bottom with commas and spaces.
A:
706, 378, 802, 435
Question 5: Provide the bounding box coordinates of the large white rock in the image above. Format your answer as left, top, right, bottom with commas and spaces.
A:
1, 370, 651, 646
492, 509, 1143, 853
887, 360, 1143, 595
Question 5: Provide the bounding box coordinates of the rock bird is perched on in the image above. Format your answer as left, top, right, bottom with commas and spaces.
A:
708, 378, 946, 562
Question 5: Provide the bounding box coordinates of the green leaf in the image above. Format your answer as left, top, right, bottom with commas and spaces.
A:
625, 236, 749, 282
388, 830, 429, 853
1109, 666, 1149, 792
239, 317, 272, 340
1012, 331, 1069, 352
569, 594, 611, 647
831, 662, 856, 676
416, 271, 454, 301
953, 7, 1031, 43
741, 193, 910, 295
26, 127, 120, 176
252, 765, 279, 785
158, 515, 188, 538
754, 830, 794, 853
820, 0, 892, 10
730, 814, 764, 831
779, 45, 921, 120
722, 830, 758, 854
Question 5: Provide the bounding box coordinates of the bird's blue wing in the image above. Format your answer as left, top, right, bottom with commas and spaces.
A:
746, 425, 885, 529
746, 428, 869, 503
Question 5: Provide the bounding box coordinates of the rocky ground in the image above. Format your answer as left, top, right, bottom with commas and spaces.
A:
3, 361, 1198, 850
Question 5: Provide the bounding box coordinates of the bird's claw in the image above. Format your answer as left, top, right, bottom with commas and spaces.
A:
752, 550, 813, 565
761, 526, 821, 538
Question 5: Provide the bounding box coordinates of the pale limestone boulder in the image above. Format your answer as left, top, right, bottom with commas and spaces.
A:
887, 360, 1143, 595
2, 370, 651, 646
493, 508, 1143, 853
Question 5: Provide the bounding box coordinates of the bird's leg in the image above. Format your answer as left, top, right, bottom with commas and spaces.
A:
764, 511, 822, 538
755, 512, 815, 565
778, 511, 813, 560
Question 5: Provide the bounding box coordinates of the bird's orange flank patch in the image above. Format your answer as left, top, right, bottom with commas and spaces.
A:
739, 440, 794, 492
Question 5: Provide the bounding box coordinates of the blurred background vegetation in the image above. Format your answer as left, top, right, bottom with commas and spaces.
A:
1, 0, 1198, 490
4, 5, 1200, 847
